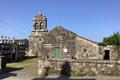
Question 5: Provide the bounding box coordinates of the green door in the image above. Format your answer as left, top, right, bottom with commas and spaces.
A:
55, 47, 61, 58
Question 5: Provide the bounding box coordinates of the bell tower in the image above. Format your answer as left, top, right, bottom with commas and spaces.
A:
33, 12, 47, 32
29, 12, 48, 56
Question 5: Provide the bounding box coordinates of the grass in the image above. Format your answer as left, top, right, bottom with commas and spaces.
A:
6, 57, 38, 68
5, 57, 38, 78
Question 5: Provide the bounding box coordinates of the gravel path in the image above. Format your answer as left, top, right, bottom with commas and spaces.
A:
0, 59, 38, 80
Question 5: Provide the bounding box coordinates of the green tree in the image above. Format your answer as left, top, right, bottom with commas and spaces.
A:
103, 32, 120, 46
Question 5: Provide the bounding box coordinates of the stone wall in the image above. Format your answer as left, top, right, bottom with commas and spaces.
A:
100, 45, 120, 60
30, 26, 120, 61
38, 59, 120, 76
35, 27, 101, 60
29, 31, 48, 56
75, 36, 101, 60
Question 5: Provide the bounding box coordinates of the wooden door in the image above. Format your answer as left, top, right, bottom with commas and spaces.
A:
55, 47, 61, 58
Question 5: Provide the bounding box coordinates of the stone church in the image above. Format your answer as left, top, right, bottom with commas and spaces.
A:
29, 12, 119, 61
29, 12, 120, 76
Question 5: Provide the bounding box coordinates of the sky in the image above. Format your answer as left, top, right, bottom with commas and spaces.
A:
0, 0, 120, 42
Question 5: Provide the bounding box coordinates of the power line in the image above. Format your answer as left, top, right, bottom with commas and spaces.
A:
0, 17, 25, 36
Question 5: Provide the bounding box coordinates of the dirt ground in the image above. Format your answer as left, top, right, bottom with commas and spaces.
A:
0, 57, 38, 80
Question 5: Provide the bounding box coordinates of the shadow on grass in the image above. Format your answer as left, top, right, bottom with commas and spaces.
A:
0, 67, 23, 79
5, 67, 23, 73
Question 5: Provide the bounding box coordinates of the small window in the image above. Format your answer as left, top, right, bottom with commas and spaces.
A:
39, 38, 41, 41
47, 55, 49, 59
83, 49, 87, 53
71, 56, 76, 59
71, 56, 74, 59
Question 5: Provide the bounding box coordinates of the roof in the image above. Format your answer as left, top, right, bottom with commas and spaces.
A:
50, 26, 98, 44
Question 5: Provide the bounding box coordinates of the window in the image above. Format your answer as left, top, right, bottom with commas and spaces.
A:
1, 45, 4, 49
35, 23, 40, 30
46, 55, 49, 59
39, 38, 41, 41
71, 56, 76, 59
83, 49, 87, 53
40, 22, 44, 29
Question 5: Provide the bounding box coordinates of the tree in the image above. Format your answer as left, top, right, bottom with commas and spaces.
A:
103, 32, 120, 46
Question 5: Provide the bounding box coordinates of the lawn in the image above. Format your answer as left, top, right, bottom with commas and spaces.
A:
6, 57, 38, 68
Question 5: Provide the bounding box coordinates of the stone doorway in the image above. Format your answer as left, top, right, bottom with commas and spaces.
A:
103, 50, 110, 60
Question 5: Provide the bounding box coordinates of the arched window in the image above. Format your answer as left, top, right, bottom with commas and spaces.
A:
34, 22, 40, 30
40, 22, 44, 29
36, 22, 40, 30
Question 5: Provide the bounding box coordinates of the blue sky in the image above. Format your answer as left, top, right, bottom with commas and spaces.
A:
0, 0, 120, 42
